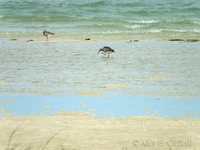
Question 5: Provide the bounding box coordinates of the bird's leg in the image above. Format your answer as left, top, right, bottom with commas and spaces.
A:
108, 54, 110, 58
47, 36, 48, 41
101, 52, 106, 55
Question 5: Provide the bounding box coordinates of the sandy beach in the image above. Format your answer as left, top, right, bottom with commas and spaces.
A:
0, 111, 200, 150
1, 38, 200, 150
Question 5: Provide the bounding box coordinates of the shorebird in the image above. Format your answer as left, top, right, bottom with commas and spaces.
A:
43, 30, 55, 41
97, 46, 115, 58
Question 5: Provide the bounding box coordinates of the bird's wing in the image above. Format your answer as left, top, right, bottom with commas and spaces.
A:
45, 31, 55, 35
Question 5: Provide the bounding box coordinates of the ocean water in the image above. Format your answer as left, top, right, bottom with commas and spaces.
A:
0, 0, 200, 39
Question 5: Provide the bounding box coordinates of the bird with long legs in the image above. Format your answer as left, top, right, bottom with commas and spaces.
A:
97, 46, 115, 58
43, 30, 55, 41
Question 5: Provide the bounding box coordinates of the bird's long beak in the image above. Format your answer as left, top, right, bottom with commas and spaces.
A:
97, 50, 100, 55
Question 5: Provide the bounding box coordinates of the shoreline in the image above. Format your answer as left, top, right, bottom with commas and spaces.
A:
1, 36, 199, 44
1, 93, 200, 148
1, 32, 200, 42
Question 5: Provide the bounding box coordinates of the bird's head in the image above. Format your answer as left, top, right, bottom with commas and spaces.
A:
97, 48, 103, 55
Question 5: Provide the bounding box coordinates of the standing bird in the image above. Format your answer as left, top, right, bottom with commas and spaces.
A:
43, 30, 55, 41
97, 46, 115, 58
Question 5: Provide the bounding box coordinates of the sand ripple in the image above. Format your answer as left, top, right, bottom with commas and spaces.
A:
76, 91, 104, 95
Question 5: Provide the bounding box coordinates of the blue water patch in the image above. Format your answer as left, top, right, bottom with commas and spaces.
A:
0, 93, 199, 118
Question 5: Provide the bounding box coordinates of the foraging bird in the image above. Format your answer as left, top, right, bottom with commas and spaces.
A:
97, 46, 115, 58
43, 30, 55, 41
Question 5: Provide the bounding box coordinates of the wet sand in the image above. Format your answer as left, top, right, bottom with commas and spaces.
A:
26, 39, 95, 44
0, 38, 200, 149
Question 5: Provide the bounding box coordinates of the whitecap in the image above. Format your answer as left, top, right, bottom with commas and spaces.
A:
125, 19, 159, 24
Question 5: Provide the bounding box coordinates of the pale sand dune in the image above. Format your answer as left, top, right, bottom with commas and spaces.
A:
0, 111, 199, 150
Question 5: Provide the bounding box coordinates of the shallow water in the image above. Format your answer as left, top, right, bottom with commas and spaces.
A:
1, 93, 200, 118
1, 0, 200, 38
0, 39, 200, 98
0, 39, 200, 118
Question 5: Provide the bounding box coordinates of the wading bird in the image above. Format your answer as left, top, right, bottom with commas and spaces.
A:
43, 30, 55, 41
97, 46, 115, 58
